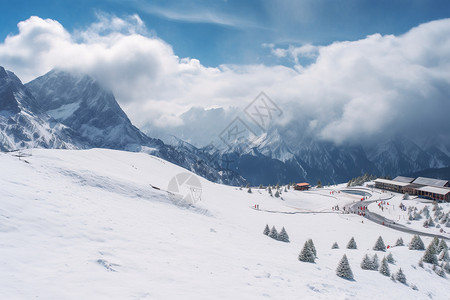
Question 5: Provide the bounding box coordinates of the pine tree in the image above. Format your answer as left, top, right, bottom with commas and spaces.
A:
418, 258, 424, 268
443, 262, 450, 274
268, 186, 273, 197
347, 237, 357, 249
336, 254, 353, 280
263, 224, 270, 235
423, 243, 438, 264
278, 227, 290, 243
317, 180, 322, 188
248, 187, 252, 193
298, 241, 315, 263
373, 236, 386, 252
438, 249, 449, 262
395, 237, 404, 246
274, 190, 280, 198
331, 242, 339, 249
259, 184, 263, 189
431, 236, 440, 248
386, 252, 395, 264
268, 226, 278, 240
409, 235, 425, 250
395, 268, 407, 284
437, 239, 448, 253
379, 257, 390, 276
361, 254, 373, 270
371, 254, 380, 270
307, 239, 317, 257
435, 267, 446, 278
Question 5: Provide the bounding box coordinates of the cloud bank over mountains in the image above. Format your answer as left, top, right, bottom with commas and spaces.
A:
1, 14, 449, 147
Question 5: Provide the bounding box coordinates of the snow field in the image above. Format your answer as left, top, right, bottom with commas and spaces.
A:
0, 149, 449, 299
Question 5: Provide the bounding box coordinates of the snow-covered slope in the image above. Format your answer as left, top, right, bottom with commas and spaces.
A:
0, 149, 448, 299
0, 66, 82, 151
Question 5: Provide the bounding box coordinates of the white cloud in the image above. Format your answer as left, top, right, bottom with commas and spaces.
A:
1, 15, 450, 147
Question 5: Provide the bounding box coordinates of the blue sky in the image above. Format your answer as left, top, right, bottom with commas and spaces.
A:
2, 0, 450, 67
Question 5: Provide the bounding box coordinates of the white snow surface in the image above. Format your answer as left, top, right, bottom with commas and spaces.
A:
0, 149, 449, 299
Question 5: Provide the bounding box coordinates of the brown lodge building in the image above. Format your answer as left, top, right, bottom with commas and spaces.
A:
374, 176, 450, 202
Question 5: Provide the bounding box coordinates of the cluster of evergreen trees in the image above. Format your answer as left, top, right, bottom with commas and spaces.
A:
263, 224, 290, 242
420, 237, 449, 277
407, 205, 450, 228
347, 173, 378, 187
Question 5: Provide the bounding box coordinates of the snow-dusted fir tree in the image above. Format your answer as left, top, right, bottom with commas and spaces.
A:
373, 236, 386, 251
435, 267, 446, 278
248, 187, 252, 193
422, 243, 438, 264
409, 235, 425, 250
443, 262, 450, 274
438, 249, 449, 262
431, 236, 440, 248
347, 237, 357, 249
263, 224, 270, 235
372, 254, 380, 270
268, 226, 278, 240
274, 190, 280, 198
308, 239, 317, 257
395, 237, 404, 246
278, 227, 290, 243
336, 254, 353, 280
395, 268, 407, 284
386, 252, 395, 264
331, 242, 339, 249
379, 257, 390, 276
298, 241, 315, 263
268, 186, 273, 197
361, 254, 373, 270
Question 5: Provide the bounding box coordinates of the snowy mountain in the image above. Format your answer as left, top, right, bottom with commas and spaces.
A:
0, 67, 244, 185
0, 66, 82, 151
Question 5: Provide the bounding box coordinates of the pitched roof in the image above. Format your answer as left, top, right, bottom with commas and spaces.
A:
374, 178, 410, 187
412, 177, 449, 187
417, 186, 450, 196
393, 176, 415, 183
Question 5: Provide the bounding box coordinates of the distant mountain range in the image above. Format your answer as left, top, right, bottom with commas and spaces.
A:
0, 66, 245, 186
1, 65, 449, 186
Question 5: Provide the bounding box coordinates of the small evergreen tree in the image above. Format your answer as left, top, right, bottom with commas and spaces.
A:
435, 267, 446, 278
298, 241, 315, 263
443, 262, 450, 274
395, 237, 404, 246
336, 254, 353, 280
379, 257, 390, 276
438, 249, 449, 262
431, 236, 440, 248
437, 239, 447, 253
274, 190, 280, 198
361, 254, 373, 270
268, 226, 278, 240
248, 187, 252, 193
347, 237, 357, 249
259, 184, 263, 189
278, 227, 290, 243
373, 236, 386, 252
331, 242, 339, 249
372, 254, 380, 270
263, 224, 270, 235
386, 252, 395, 264
306, 239, 317, 257
317, 180, 322, 188
423, 243, 438, 264
395, 268, 407, 284
409, 235, 425, 250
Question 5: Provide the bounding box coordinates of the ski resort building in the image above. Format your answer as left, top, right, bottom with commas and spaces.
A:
294, 183, 311, 191
374, 176, 450, 202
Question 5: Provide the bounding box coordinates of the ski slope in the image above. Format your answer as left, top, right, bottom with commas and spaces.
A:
0, 149, 448, 299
